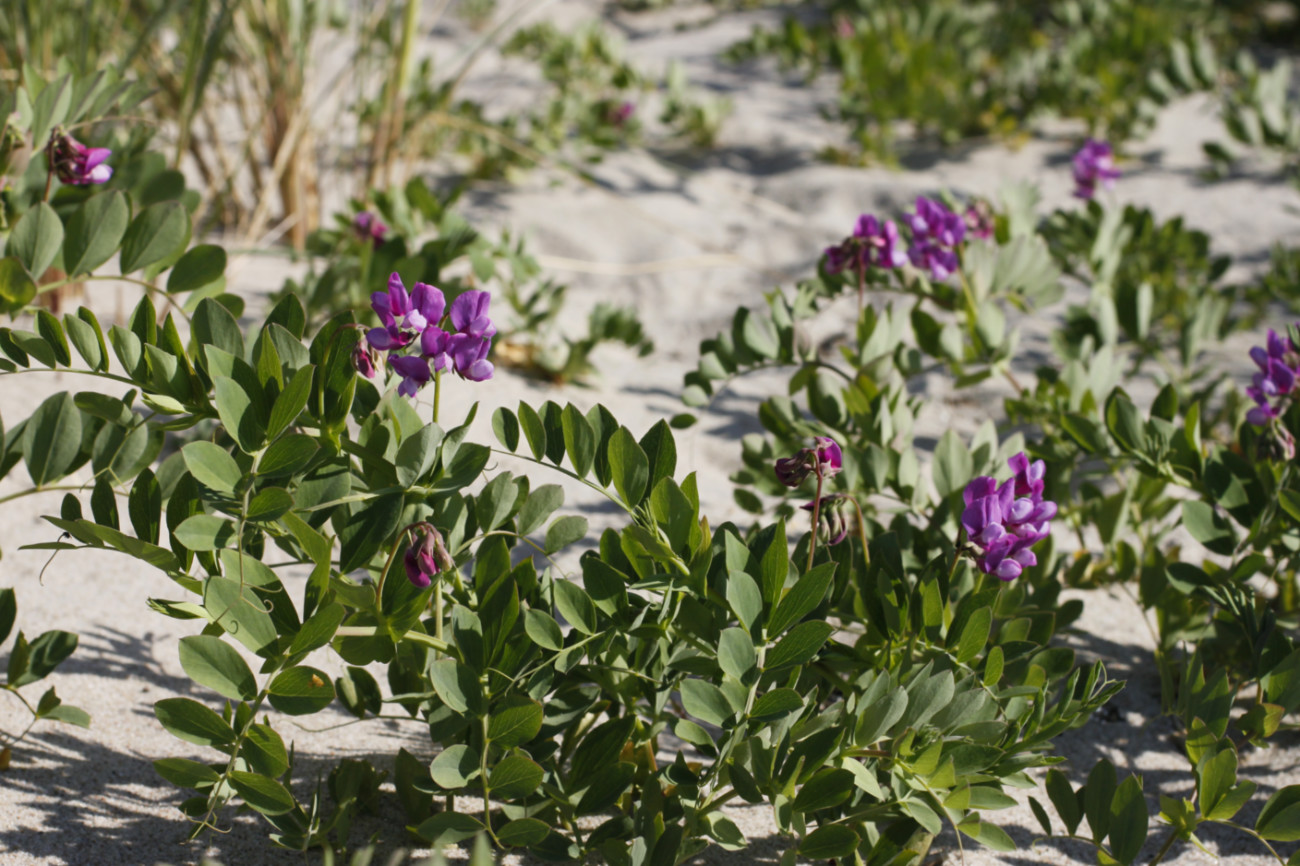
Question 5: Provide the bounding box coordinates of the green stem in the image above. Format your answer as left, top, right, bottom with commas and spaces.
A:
807, 468, 824, 572
0, 484, 89, 506
1146, 826, 1179, 866
335, 625, 452, 653
433, 368, 441, 424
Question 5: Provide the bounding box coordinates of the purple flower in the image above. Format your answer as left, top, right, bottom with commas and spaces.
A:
906, 197, 966, 281
450, 290, 496, 339
369, 274, 446, 350
961, 452, 1056, 581
824, 215, 908, 276
774, 436, 843, 487
448, 334, 494, 382
354, 211, 388, 247
609, 101, 636, 126
389, 354, 432, 398
1246, 328, 1300, 427
403, 525, 451, 588
50, 133, 112, 186
1072, 139, 1121, 200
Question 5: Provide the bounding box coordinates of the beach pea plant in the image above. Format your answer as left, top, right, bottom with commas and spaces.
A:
682, 146, 1300, 862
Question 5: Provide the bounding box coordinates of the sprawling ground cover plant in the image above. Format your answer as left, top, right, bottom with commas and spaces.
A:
681, 145, 1300, 862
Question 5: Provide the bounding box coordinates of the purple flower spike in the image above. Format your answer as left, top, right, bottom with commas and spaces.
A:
390, 354, 432, 398
961, 452, 1055, 581
50, 133, 113, 186
354, 211, 388, 247
1072, 139, 1121, 200
1246, 327, 1300, 429
824, 214, 908, 276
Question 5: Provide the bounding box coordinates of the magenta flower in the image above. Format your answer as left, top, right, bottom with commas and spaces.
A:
774, 436, 842, 487
50, 133, 112, 186
1247, 328, 1300, 427
963, 200, 995, 241
352, 332, 381, 379
1072, 139, 1121, 200
824, 215, 908, 276
961, 453, 1057, 581
354, 212, 388, 247
403, 525, 451, 588
448, 334, 494, 382
609, 101, 636, 126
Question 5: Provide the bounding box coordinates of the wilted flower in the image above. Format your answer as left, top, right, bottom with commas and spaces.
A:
608, 101, 636, 127
801, 493, 853, 545
1072, 139, 1121, 200
961, 452, 1057, 581
963, 200, 995, 241
50, 133, 112, 186
354, 211, 388, 247
403, 524, 452, 588
906, 196, 966, 281
352, 332, 381, 379
824, 214, 908, 276
774, 436, 842, 487
1247, 327, 1300, 427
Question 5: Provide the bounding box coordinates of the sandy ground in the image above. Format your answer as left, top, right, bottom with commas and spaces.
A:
3, 1, 1300, 864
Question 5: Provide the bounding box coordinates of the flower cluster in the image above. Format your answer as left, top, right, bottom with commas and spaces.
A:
607, 101, 636, 127
823, 196, 987, 284
801, 493, 852, 545
774, 436, 842, 488
1247, 328, 1300, 427
823, 215, 907, 276
354, 212, 388, 247
355, 273, 496, 396
404, 523, 454, 588
962, 453, 1057, 581
1072, 139, 1120, 200
906, 196, 966, 280
49, 133, 112, 186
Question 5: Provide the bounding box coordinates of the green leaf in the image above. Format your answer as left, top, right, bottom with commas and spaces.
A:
475, 473, 518, 533
204, 575, 277, 653
0, 588, 15, 646
246, 487, 293, 522
167, 244, 226, 293
153, 757, 220, 790
154, 697, 235, 746
639, 420, 677, 496
267, 666, 335, 715
0, 257, 37, 312
608, 426, 649, 507
958, 818, 1017, 852
192, 297, 245, 363
8, 202, 63, 278
228, 771, 295, 816
576, 762, 636, 815
497, 818, 549, 847
717, 627, 757, 680
338, 493, 403, 573
35, 310, 70, 366
244, 723, 290, 778
933, 429, 973, 498
415, 812, 484, 847
181, 441, 241, 495
1258, 786, 1300, 841
431, 744, 481, 789
488, 695, 544, 748
213, 375, 265, 454
1045, 769, 1081, 835
518, 402, 546, 460
561, 404, 596, 478
430, 658, 483, 715
523, 608, 564, 651
518, 484, 564, 536
750, 687, 804, 720
22, 391, 81, 486
64, 191, 129, 277
490, 754, 544, 800
1085, 759, 1117, 844
553, 580, 598, 636
176, 514, 238, 551
679, 678, 733, 727
1181, 501, 1236, 556
798, 825, 859, 859
119, 201, 189, 274
765, 620, 833, 671
726, 571, 762, 633
12, 630, 78, 686
266, 366, 314, 441
767, 562, 834, 637
955, 607, 992, 665
492, 407, 519, 451
856, 688, 907, 744
545, 515, 587, 554
1109, 776, 1148, 865
792, 767, 855, 813
177, 635, 256, 701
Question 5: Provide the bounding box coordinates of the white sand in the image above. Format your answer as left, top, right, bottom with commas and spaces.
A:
2, 2, 1300, 864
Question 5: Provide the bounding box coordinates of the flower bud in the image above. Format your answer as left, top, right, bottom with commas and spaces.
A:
403, 525, 448, 588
